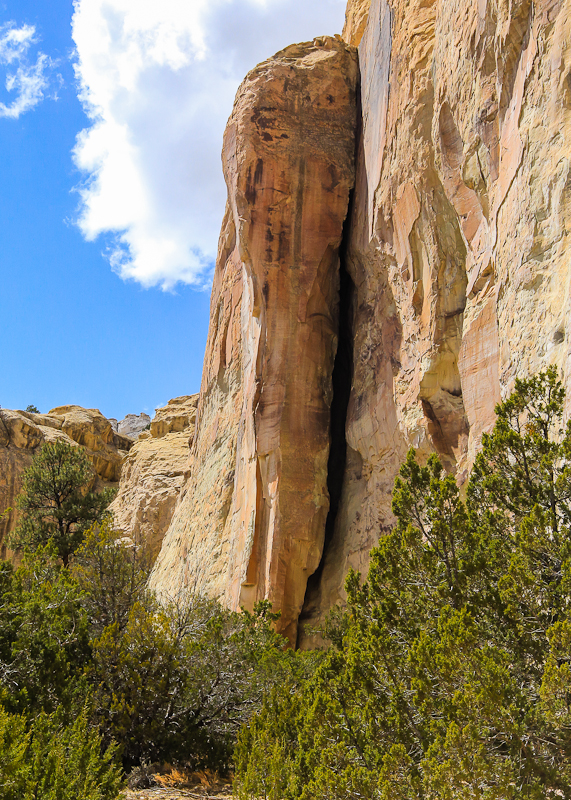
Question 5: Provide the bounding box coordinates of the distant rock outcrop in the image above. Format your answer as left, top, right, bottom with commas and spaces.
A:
109, 396, 198, 559
0, 406, 132, 558
150, 396, 197, 439
109, 412, 151, 439
116, 413, 151, 439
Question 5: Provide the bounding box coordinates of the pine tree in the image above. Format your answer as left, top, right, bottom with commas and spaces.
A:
10, 440, 115, 567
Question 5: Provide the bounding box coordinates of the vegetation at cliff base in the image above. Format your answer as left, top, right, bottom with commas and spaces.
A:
235, 367, 571, 799
4, 368, 571, 798
0, 442, 299, 798
0, 706, 123, 800
0, 522, 297, 796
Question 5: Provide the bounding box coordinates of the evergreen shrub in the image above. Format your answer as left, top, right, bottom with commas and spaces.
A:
235, 367, 571, 799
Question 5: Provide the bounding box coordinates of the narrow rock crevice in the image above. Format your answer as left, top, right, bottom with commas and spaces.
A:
296, 199, 356, 647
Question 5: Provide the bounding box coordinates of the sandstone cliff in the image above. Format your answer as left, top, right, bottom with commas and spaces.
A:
109, 396, 198, 558
0, 406, 132, 558
151, 0, 571, 645
301, 0, 571, 641
343, 0, 372, 46
150, 37, 359, 643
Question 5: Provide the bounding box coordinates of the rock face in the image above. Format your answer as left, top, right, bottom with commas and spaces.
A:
150, 397, 197, 439
150, 37, 359, 642
109, 396, 198, 558
0, 407, 132, 558
151, 0, 571, 645
109, 413, 151, 439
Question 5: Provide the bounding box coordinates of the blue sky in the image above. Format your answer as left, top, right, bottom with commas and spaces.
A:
0, 0, 345, 420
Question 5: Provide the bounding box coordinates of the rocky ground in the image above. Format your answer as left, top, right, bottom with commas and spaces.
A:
124, 788, 232, 800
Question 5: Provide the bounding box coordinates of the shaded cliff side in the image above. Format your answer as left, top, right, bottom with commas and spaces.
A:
301, 0, 571, 642
151, 0, 571, 645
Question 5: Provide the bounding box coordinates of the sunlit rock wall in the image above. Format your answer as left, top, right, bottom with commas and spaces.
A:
0, 406, 131, 558
150, 0, 570, 645
109, 395, 198, 559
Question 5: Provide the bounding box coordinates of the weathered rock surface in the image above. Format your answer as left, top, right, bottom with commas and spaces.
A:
109, 396, 198, 558
0, 407, 131, 558
150, 396, 197, 439
150, 37, 359, 643
300, 0, 571, 641
342, 0, 372, 46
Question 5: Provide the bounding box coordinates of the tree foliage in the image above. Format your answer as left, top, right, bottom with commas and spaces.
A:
235, 367, 571, 799
10, 440, 115, 566
0, 547, 90, 716
70, 520, 152, 636
91, 595, 297, 770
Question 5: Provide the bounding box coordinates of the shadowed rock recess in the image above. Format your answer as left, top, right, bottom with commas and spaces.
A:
151, 0, 571, 646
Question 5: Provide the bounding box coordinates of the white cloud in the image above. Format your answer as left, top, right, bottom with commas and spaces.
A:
0, 23, 51, 119
71, 0, 346, 290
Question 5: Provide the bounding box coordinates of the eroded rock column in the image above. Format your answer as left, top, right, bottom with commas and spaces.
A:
150, 37, 358, 644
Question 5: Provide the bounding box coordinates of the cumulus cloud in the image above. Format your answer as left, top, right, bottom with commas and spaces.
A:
0, 23, 51, 119
71, 0, 346, 290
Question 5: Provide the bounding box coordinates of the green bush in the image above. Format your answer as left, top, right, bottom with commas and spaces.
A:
0, 442, 324, 782
0, 706, 29, 799
1, 512, 293, 775
0, 547, 90, 715
0, 705, 123, 800
71, 520, 152, 636
235, 367, 571, 799
91, 596, 295, 771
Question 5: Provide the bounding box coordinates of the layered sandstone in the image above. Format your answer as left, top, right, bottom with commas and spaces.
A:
300, 0, 571, 640
150, 396, 197, 439
150, 37, 359, 643
0, 407, 131, 558
109, 396, 198, 558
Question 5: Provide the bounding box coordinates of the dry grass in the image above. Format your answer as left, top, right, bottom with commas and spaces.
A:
155, 767, 231, 792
